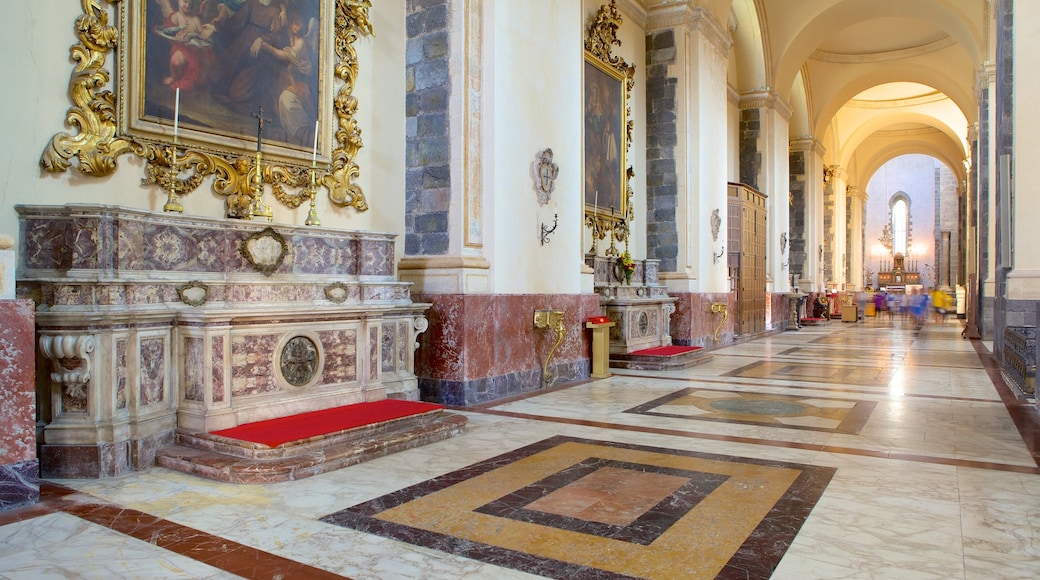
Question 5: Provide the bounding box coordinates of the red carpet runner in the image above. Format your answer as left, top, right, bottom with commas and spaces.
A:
210, 400, 445, 447
628, 345, 702, 357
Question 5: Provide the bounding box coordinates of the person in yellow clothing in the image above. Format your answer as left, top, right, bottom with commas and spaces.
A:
930, 287, 950, 323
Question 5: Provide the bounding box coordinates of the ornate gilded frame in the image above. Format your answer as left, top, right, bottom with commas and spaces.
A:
40, 0, 374, 215
584, 0, 635, 256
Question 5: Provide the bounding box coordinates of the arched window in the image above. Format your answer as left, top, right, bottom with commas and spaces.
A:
892, 199, 908, 254
887, 192, 912, 256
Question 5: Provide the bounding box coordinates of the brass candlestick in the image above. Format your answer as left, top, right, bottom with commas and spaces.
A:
305, 168, 321, 226
162, 145, 184, 213
147, 145, 203, 213
248, 151, 273, 221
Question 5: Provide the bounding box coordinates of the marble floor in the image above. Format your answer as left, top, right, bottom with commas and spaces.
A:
2, 317, 1039, 579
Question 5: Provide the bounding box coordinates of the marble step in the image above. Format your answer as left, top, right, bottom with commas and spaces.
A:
609, 347, 713, 371
155, 411, 467, 484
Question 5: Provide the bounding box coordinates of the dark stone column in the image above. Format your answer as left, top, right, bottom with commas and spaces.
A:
406, 0, 451, 256
645, 29, 679, 272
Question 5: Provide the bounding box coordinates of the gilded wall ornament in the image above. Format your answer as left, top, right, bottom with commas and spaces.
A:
40, 0, 375, 216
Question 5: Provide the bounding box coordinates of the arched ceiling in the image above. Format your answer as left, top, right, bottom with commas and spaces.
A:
635, 0, 987, 182
763, 0, 986, 181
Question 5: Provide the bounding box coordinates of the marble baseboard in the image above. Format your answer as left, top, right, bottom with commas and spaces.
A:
0, 460, 39, 511
41, 430, 176, 479
420, 359, 590, 407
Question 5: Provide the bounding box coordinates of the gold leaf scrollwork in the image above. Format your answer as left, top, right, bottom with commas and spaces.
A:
42, 0, 375, 217
329, 0, 373, 211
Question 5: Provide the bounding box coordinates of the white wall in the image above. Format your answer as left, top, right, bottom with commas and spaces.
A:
0, 2, 408, 260
489, 0, 584, 294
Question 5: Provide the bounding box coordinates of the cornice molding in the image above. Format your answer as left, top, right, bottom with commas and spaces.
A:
398, 255, 491, 271
738, 89, 793, 121
646, 4, 732, 55
727, 84, 740, 106
616, 0, 648, 29
810, 36, 957, 64
789, 137, 827, 157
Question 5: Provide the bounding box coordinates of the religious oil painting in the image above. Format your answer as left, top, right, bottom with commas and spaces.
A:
583, 54, 627, 220
129, 0, 325, 158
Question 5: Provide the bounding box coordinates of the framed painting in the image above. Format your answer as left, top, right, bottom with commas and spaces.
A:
127, 0, 327, 158
583, 55, 626, 222
583, 0, 635, 254
40, 0, 376, 213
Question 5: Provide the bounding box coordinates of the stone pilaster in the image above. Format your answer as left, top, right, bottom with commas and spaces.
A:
789, 138, 826, 291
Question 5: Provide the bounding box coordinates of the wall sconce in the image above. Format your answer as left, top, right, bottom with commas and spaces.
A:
713, 245, 725, 264
540, 213, 558, 245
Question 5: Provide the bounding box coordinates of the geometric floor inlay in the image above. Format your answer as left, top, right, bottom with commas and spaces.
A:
321, 436, 836, 580
724, 360, 898, 387
625, 388, 877, 433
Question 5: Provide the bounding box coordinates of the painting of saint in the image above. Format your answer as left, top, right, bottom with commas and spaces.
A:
143, 0, 321, 152
583, 58, 624, 216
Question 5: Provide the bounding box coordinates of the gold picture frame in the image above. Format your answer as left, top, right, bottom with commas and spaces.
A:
40, 0, 374, 214
583, 0, 635, 256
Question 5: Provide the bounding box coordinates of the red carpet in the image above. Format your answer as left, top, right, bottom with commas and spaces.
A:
210, 400, 444, 447
628, 345, 703, 357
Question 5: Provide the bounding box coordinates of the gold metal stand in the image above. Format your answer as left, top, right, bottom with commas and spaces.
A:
305, 168, 321, 226
248, 151, 273, 221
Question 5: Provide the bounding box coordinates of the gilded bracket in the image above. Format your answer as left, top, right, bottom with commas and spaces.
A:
534, 309, 566, 383
710, 302, 728, 344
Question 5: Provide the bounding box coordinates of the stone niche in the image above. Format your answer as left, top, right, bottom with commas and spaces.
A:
17, 205, 429, 478
587, 255, 676, 354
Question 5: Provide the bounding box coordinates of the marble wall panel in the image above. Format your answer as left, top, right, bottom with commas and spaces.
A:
0, 460, 39, 511
370, 328, 379, 381
398, 321, 408, 370
0, 300, 36, 464
415, 293, 599, 405
363, 285, 410, 302
294, 235, 355, 275
359, 239, 394, 276
212, 336, 225, 402
414, 294, 466, 381
184, 337, 205, 402
231, 335, 279, 396
319, 330, 357, 384
140, 338, 166, 407
671, 292, 735, 347
381, 323, 396, 372
116, 339, 127, 410
142, 223, 225, 272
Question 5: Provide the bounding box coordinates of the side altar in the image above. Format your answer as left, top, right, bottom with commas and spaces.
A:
588, 255, 676, 354
17, 205, 432, 478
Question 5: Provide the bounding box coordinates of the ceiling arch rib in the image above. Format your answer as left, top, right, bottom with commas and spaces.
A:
859, 138, 967, 190
812, 63, 975, 140
729, 0, 770, 92
838, 109, 968, 171
773, 0, 984, 103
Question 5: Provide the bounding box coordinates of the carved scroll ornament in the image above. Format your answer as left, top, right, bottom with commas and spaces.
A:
40, 0, 374, 215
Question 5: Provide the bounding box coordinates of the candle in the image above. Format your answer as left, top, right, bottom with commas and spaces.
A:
173, 88, 180, 142
594, 190, 598, 215
311, 120, 319, 168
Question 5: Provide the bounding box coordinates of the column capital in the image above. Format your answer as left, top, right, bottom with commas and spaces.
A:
790, 137, 827, 157
823, 165, 847, 183
647, 3, 732, 55
738, 89, 792, 121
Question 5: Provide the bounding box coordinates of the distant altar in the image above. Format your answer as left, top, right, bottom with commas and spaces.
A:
877, 252, 920, 291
